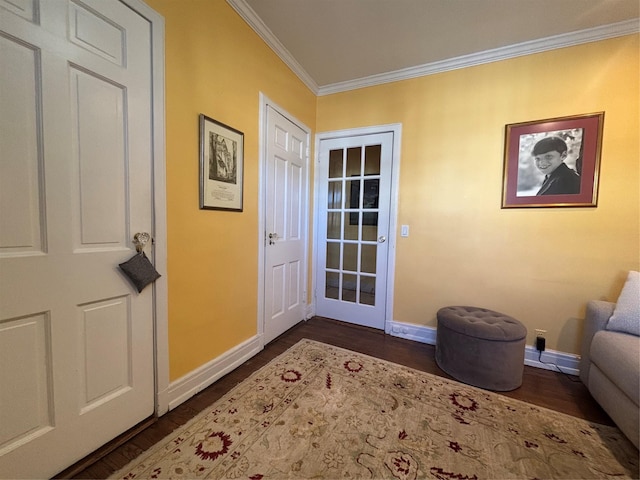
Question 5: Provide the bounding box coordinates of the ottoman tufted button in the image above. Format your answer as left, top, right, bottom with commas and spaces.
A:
437, 306, 526, 341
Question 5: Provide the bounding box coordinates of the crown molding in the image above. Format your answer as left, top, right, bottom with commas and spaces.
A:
226, 0, 638, 98
226, 0, 319, 94
318, 18, 639, 95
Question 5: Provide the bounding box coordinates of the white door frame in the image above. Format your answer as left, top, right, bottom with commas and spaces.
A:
257, 94, 312, 344
120, 0, 169, 416
313, 124, 402, 333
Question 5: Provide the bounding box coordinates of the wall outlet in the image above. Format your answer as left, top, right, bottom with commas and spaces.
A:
535, 329, 547, 336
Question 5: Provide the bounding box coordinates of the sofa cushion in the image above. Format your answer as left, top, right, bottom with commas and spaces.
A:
588, 364, 640, 449
590, 330, 640, 404
607, 271, 640, 336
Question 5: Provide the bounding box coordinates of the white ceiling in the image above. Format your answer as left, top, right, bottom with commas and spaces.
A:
229, 0, 639, 94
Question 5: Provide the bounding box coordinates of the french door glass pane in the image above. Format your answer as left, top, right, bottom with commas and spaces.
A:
362, 216, 378, 241
346, 179, 359, 208
327, 212, 341, 239
343, 243, 357, 272
327, 181, 342, 209
329, 150, 343, 178
360, 276, 376, 305
326, 242, 340, 269
364, 145, 381, 175
342, 273, 357, 303
361, 244, 376, 273
345, 215, 358, 240
346, 147, 360, 176
363, 179, 379, 209
326, 272, 339, 299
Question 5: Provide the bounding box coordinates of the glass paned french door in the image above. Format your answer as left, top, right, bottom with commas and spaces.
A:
316, 132, 393, 329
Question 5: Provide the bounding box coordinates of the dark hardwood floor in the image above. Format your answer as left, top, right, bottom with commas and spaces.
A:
61, 316, 613, 479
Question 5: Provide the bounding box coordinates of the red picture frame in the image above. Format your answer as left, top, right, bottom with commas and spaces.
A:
502, 112, 604, 208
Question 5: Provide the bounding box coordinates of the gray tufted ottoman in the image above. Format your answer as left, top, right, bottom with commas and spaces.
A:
435, 306, 527, 391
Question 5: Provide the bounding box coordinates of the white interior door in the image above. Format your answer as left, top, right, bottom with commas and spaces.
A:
263, 106, 309, 344
0, 1, 156, 477
315, 132, 394, 329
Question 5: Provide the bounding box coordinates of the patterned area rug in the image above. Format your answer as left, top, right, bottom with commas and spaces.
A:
113, 339, 638, 479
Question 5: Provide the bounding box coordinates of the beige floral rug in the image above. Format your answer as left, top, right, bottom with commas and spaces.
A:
113, 339, 638, 479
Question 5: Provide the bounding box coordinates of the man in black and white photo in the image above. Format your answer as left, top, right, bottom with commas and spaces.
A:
531, 136, 581, 195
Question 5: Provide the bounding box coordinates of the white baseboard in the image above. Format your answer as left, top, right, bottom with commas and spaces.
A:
166, 335, 263, 411
524, 347, 580, 376
387, 320, 580, 376
305, 303, 315, 319
387, 320, 438, 345
165, 320, 581, 414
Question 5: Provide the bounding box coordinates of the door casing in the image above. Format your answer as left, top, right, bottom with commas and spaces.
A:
312, 124, 402, 333
118, 0, 168, 416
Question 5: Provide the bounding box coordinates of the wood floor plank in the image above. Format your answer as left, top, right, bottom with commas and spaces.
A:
63, 316, 613, 479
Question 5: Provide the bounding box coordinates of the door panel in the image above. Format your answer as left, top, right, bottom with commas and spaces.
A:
0, 1, 155, 477
316, 133, 393, 329
0, 313, 52, 450
72, 67, 127, 247
263, 107, 308, 344
0, 33, 43, 255
78, 296, 131, 412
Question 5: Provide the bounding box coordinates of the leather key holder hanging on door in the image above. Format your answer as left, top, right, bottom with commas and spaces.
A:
119, 232, 161, 293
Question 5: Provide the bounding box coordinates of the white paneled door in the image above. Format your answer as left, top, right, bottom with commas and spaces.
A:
0, 1, 156, 477
316, 132, 394, 329
263, 106, 308, 344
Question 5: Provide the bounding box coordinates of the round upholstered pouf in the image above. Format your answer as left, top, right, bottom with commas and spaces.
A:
435, 306, 527, 391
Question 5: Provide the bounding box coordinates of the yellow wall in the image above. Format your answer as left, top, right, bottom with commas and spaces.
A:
317, 35, 640, 354
145, 0, 638, 381
146, 0, 316, 380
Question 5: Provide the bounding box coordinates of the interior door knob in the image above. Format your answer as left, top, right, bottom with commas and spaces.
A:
268, 232, 279, 245
133, 232, 151, 253
378, 235, 386, 243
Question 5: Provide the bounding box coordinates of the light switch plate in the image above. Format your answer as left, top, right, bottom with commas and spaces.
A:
401, 225, 409, 237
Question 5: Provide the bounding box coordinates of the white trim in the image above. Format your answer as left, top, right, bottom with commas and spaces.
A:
257, 94, 267, 342
318, 19, 639, 95
385, 126, 401, 335
119, 0, 169, 416
227, 0, 318, 94
311, 134, 321, 318
313, 124, 401, 332
224, 0, 638, 96
305, 303, 315, 320
388, 320, 580, 376
167, 335, 262, 411
257, 94, 312, 345
524, 347, 580, 376
389, 321, 438, 345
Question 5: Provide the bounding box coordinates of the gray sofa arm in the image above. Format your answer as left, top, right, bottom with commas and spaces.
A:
579, 300, 616, 385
